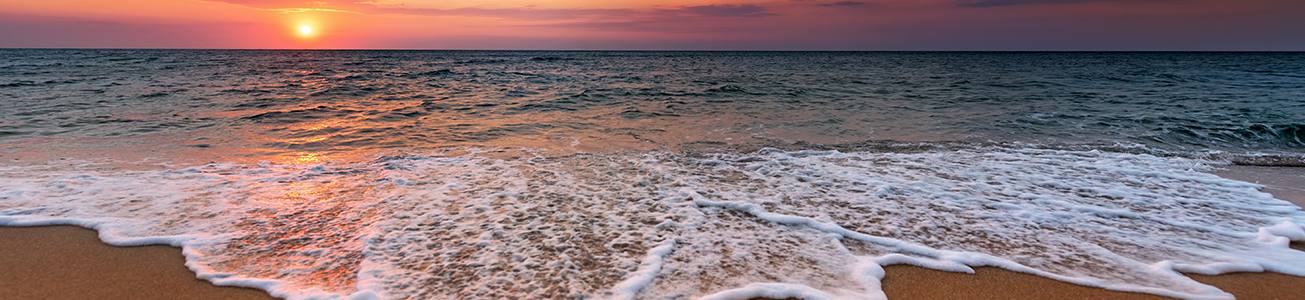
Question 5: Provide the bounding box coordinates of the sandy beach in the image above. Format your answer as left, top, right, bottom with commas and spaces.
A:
882, 249, 1305, 300
1211, 165, 1305, 208
882, 164, 1305, 300
0, 164, 1302, 300
0, 226, 277, 300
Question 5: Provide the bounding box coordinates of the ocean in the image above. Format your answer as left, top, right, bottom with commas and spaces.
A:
1, 50, 1304, 300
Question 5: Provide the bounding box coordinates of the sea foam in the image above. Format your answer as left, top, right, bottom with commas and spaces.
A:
2, 147, 1304, 300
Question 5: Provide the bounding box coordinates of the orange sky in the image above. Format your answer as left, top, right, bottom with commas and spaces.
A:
1, 0, 1304, 50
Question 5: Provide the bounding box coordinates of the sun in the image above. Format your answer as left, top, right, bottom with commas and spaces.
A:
299, 25, 313, 35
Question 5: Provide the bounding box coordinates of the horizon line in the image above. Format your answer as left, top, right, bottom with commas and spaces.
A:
3, 48, 1305, 52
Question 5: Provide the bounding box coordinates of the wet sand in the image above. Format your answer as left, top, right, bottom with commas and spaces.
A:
1, 165, 1303, 300
882, 164, 1305, 300
0, 226, 277, 300
882, 259, 1305, 300
1211, 165, 1305, 208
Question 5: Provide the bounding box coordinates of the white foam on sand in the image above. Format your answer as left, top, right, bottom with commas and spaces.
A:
604, 238, 678, 300
2, 147, 1304, 300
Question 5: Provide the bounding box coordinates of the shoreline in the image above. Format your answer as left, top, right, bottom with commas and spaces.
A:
1211, 164, 1305, 208
882, 164, 1305, 300
0, 226, 278, 300
0, 165, 1302, 300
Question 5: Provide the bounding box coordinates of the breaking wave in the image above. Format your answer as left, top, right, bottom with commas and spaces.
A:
3, 146, 1303, 300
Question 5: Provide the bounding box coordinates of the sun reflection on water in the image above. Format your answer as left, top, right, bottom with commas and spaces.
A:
292, 152, 326, 164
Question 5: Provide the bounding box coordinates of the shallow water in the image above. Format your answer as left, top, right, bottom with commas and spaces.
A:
2, 50, 1304, 300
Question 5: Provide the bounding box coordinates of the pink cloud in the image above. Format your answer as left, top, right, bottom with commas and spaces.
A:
675, 4, 775, 17
199, 0, 782, 21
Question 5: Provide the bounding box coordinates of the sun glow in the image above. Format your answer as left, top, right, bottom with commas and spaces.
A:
300, 25, 313, 35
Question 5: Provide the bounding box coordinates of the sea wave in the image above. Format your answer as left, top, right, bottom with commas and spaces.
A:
3, 146, 1303, 300
4, 50, 1305, 300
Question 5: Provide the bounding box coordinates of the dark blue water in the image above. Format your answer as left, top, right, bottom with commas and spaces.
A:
2, 50, 1302, 163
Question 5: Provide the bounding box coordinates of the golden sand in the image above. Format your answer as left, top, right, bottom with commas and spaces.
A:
0, 226, 277, 300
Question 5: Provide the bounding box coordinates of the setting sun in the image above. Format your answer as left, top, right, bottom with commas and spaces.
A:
299, 25, 312, 35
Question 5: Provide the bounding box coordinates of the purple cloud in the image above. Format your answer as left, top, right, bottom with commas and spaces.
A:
958, 0, 1109, 7
368, 7, 634, 20
817, 2, 868, 7
677, 4, 775, 18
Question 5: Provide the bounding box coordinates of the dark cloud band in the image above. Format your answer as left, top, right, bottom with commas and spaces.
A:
958, 0, 1109, 8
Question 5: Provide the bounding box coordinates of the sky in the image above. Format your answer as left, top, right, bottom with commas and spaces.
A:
1, 0, 1303, 50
